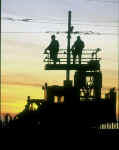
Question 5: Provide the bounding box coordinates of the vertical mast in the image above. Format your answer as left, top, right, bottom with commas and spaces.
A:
66, 10, 72, 81
116, 45, 119, 121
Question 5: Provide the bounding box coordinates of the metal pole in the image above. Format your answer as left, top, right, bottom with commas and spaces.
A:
66, 10, 71, 81
117, 42, 119, 121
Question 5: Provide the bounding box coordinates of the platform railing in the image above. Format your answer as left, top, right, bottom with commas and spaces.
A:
44, 48, 101, 64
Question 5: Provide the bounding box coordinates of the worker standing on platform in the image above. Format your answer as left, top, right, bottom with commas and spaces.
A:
71, 36, 85, 64
44, 35, 60, 64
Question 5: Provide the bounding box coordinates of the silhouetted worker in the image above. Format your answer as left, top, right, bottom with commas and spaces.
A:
44, 35, 60, 64
71, 36, 85, 64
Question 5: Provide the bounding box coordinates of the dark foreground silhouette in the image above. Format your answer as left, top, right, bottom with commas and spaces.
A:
2, 102, 119, 137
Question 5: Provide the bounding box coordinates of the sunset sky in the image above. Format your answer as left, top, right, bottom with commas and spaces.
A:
1, 0, 119, 117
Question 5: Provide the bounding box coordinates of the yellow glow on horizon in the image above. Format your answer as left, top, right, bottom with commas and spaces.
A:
1, 68, 118, 114
1, 84, 44, 114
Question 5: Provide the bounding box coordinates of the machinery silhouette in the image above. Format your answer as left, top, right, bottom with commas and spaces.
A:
5, 11, 117, 135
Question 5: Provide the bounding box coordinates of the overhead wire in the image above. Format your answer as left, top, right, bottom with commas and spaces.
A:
2, 16, 118, 35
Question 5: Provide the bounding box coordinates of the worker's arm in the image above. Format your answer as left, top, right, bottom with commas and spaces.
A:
71, 41, 76, 52
44, 42, 52, 54
44, 46, 49, 54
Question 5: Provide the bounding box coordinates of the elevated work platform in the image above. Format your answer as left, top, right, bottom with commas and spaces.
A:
44, 48, 101, 71
45, 61, 100, 71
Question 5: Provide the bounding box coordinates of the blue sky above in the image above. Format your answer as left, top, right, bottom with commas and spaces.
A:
1, 0, 118, 35
2, 0, 119, 22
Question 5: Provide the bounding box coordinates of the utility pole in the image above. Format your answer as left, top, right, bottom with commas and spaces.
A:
116, 0, 119, 122
66, 10, 72, 81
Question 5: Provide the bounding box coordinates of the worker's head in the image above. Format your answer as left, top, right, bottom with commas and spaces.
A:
51, 35, 56, 40
77, 36, 81, 40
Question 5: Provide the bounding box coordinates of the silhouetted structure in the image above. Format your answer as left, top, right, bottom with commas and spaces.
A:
3, 113, 13, 128
42, 11, 116, 128
5, 11, 118, 137
0, 118, 2, 128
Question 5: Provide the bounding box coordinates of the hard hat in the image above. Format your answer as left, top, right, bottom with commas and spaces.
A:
77, 36, 80, 39
51, 35, 55, 38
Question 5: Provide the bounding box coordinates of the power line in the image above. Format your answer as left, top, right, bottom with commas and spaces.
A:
2, 17, 119, 28
1, 31, 118, 35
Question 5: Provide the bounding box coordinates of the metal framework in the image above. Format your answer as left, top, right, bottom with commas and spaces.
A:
43, 11, 102, 101
44, 48, 102, 100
